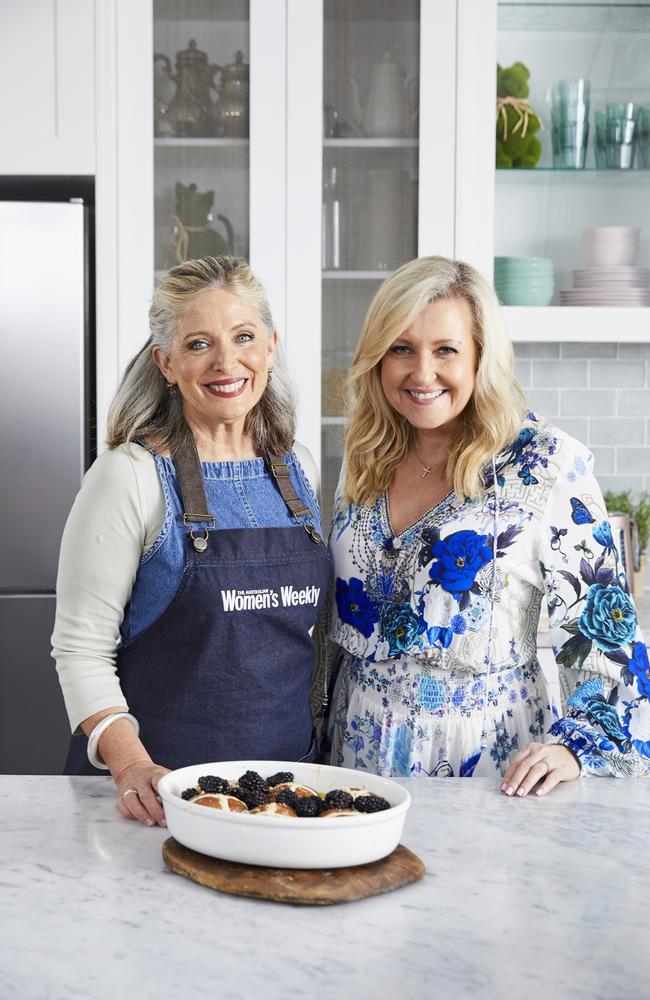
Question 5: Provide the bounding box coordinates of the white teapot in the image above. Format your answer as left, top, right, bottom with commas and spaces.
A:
350, 52, 418, 137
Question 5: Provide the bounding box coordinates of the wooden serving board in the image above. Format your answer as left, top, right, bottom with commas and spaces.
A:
162, 838, 425, 906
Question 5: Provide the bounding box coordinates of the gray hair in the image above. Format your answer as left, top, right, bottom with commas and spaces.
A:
106, 256, 296, 456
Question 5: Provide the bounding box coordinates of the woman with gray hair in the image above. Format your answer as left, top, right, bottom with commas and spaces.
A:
328, 255, 648, 794
52, 256, 330, 827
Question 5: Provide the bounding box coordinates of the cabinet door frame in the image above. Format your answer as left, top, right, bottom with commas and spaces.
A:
454, 0, 497, 277
250, 0, 288, 342
419, 0, 458, 260
285, 0, 324, 466
95, 0, 154, 444
284, 0, 461, 464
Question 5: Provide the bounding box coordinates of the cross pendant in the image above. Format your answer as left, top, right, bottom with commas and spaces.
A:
421, 466, 431, 478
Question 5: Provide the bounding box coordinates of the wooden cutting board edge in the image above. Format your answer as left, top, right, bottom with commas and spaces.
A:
162, 837, 425, 906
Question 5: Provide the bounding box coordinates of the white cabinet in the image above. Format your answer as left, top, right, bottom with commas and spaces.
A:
0, 0, 95, 175
99, 0, 650, 492
102, 0, 459, 475
456, 0, 650, 344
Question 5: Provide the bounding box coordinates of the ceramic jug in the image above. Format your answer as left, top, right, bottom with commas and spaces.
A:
172, 182, 234, 262
350, 52, 418, 137
154, 40, 220, 137
213, 51, 249, 137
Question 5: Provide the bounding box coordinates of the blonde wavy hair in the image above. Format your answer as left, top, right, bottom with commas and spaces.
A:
106, 256, 295, 456
344, 255, 526, 505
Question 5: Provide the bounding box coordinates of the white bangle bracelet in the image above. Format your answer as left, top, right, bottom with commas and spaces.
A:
86, 712, 140, 770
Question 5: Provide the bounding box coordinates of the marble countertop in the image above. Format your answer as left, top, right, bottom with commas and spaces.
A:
2, 776, 650, 1000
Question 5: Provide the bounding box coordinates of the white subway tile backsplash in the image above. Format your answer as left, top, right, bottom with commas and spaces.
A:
561, 389, 616, 416
512, 341, 649, 498
616, 448, 650, 475
561, 342, 618, 359
590, 447, 616, 474
618, 390, 650, 417
526, 389, 560, 417
553, 417, 589, 440
590, 418, 645, 446
619, 344, 650, 360
514, 343, 560, 359
590, 361, 645, 388
532, 360, 588, 387
597, 475, 646, 494
515, 360, 532, 387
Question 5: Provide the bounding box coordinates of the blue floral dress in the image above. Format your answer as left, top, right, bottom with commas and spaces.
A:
328, 414, 650, 778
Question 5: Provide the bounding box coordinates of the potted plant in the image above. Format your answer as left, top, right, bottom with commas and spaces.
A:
604, 489, 649, 602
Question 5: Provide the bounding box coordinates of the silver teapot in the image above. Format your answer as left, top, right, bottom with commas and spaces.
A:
214, 51, 249, 138
153, 39, 220, 137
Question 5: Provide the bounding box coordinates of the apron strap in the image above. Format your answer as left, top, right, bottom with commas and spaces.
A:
171, 437, 320, 545
171, 435, 216, 529
267, 455, 321, 543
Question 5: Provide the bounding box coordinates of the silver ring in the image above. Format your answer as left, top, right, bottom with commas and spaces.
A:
539, 759, 550, 776
122, 787, 139, 800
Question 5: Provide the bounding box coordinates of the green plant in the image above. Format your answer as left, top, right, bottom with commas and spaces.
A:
495, 62, 542, 168
603, 490, 633, 518
604, 489, 650, 554
633, 491, 650, 553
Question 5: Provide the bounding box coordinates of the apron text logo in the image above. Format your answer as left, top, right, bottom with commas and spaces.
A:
220, 585, 321, 612
280, 585, 321, 607
221, 588, 279, 612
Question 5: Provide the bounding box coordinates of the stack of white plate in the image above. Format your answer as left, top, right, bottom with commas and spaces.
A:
561, 265, 650, 306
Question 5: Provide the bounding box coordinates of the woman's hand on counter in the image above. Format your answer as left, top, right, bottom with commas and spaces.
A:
84, 713, 170, 827
114, 759, 170, 827
501, 741, 580, 798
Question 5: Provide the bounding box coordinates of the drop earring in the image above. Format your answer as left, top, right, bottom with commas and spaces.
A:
166, 381, 176, 396
267, 368, 273, 382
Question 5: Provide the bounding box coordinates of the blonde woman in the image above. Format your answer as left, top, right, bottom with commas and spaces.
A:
328, 256, 649, 794
53, 256, 330, 825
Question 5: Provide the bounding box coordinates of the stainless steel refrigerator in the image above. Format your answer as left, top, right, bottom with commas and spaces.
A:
0, 191, 94, 773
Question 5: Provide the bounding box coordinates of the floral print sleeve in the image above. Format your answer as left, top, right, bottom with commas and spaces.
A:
540, 446, 650, 776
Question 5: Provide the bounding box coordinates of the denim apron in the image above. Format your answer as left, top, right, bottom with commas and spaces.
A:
64, 440, 331, 774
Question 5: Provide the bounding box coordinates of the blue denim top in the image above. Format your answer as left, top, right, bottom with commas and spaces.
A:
120, 448, 321, 646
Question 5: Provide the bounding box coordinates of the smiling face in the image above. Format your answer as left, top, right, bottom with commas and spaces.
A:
152, 287, 277, 433
379, 296, 477, 436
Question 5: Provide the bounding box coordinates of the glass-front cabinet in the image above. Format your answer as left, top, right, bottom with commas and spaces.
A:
320, 0, 421, 528
493, 0, 650, 340
103, 0, 649, 529
147, 0, 455, 525
152, 0, 250, 281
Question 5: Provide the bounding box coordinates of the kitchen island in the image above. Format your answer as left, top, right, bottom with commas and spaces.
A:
2, 775, 649, 999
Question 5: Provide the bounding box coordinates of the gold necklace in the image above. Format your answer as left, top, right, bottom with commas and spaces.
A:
413, 446, 434, 478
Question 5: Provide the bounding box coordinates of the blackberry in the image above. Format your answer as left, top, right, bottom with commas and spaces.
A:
197, 775, 229, 795
181, 787, 199, 801
232, 785, 268, 810
275, 788, 298, 810
354, 795, 391, 813
294, 795, 325, 818
266, 771, 294, 788
238, 770, 268, 793
325, 789, 353, 811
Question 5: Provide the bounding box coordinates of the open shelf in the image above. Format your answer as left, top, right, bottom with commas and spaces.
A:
154, 138, 249, 147
504, 304, 650, 341
496, 167, 650, 180
498, 2, 650, 34
322, 270, 390, 280
323, 138, 418, 148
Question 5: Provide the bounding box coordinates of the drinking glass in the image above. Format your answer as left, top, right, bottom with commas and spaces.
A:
605, 102, 639, 169
550, 79, 590, 169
